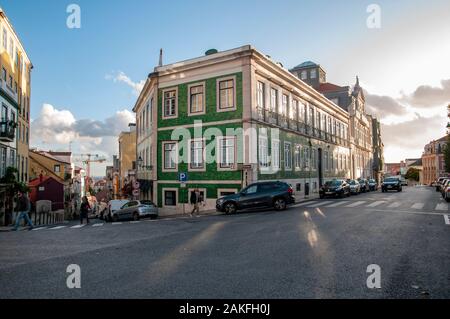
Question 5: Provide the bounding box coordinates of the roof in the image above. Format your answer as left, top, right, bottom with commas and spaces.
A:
28, 176, 63, 187
410, 159, 423, 166
48, 151, 72, 164
291, 61, 318, 70
318, 82, 347, 93
437, 135, 448, 142
30, 150, 71, 164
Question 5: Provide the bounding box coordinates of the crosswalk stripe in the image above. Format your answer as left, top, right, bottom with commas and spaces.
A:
32, 227, 48, 231
70, 224, 86, 229
444, 215, 450, 225
112, 222, 123, 225
295, 201, 318, 207
411, 203, 424, 209
130, 221, 141, 224
49, 226, 67, 230
324, 201, 347, 207
367, 201, 385, 208
387, 202, 401, 208
307, 201, 333, 208
345, 201, 366, 208
435, 203, 448, 211
92, 223, 104, 227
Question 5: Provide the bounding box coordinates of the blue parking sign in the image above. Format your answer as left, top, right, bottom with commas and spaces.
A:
179, 172, 188, 182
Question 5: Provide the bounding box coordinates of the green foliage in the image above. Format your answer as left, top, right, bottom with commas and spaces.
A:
0, 166, 29, 194
405, 167, 420, 181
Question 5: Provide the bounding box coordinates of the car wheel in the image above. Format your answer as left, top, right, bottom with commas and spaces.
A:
446, 197, 450, 203
112, 214, 119, 222
133, 212, 140, 221
224, 202, 237, 215
150, 215, 157, 220
346, 191, 351, 197
274, 198, 287, 211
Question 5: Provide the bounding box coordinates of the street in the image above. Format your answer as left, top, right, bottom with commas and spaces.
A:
0, 186, 449, 299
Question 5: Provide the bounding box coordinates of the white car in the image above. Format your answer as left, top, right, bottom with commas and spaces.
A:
105, 199, 130, 221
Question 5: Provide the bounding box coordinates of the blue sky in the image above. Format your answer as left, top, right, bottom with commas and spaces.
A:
1, 0, 449, 174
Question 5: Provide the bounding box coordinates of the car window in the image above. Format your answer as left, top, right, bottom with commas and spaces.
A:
129, 201, 139, 207
384, 178, 398, 183
259, 183, 276, 192
140, 200, 155, 206
244, 185, 258, 194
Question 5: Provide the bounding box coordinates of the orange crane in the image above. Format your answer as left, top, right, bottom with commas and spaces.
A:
73, 154, 106, 193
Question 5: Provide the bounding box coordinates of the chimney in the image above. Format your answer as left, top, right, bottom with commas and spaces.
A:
158, 48, 163, 67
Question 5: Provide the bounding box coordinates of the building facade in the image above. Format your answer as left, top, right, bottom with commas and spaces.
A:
290, 63, 375, 180
29, 150, 72, 183
118, 124, 137, 196
134, 45, 353, 215
422, 136, 447, 185
370, 115, 384, 183
0, 8, 32, 183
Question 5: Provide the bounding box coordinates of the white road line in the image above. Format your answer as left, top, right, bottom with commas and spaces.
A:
49, 226, 67, 230
32, 227, 48, 231
130, 221, 141, 224
70, 224, 86, 229
387, 202, 401, 208
411, 203, 425, 209
306, 201, 333, 208
112, 222, 123, 225
436, 203, 449, 211
294, 201, 318, 207
324, 201, 347, 207
92, 223, 104, 227
345, 201, 366, 208
444, 215, 450, 225
366, 201, 386, 208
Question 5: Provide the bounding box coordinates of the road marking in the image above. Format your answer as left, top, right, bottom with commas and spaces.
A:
324, 201, 347, 207
294, 201, 318, 207
32, 227, 48, 231
435, 203, 449, 211
345, 201, 366, 208
411, 203, 425, 209
367, 208, 445, 216
130, 221, 141, 224
366, 201, 385, 208
112, 222, 123, 225
387, 202, 401, 208
307, 201, 333, 208
49, 226, 67, 230
92, 223, 104, 227
70, 224, 86, 229
444, 215, 450, 225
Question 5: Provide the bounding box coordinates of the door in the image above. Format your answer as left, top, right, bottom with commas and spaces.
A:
238, 184, 260, 209
318, 148, 323, 187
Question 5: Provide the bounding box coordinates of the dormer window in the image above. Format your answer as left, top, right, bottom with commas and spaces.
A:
310, 69, 317, 79
300, 71, 307, 80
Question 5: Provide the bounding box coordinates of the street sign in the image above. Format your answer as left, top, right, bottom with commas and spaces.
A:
179, 172, 188, 183
132, 189, 140, 197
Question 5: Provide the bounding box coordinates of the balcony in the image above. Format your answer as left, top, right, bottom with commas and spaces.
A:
0, 120, 16, 142
1, 80, 18, 102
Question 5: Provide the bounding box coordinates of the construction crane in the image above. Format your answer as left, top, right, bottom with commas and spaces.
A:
72, 154, 106, 193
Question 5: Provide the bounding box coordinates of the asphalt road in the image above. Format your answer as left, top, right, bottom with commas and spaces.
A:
0, 186, 449, 299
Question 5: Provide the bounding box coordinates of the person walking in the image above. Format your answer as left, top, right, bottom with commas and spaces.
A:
190, 189, 203, 217
80, 196, 91, 224
12, 191, 34, 231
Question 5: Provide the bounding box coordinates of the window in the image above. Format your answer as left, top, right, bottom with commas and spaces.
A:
218, 189, 238, 198
300, 70, 307, 80
164, 190, 177, 206
291, 99, 298, 120
54, 165, 61, 173
2, 29, 6, 50
8, 75, 12, 88
281, 94, 288, 118
299, 102, 306, 123
316, 110, 321, 131
271, 140, 280, 169
218, 137, 236, 169
331, 98, 339, 105
1, 104, 8, 121
309, 106, 314, 127
284, 142, 292, 170
10, 149, 15, 168
257, 81, 265, 108
2, 68, 6, 81
244, 185, 258, 195
304, 147, 310, 169
312, 148, 317, 169
9, 38, 13, 58
270, 88, 278, 113
295, 145, 302, 170
218, 79, 234, 110
190, 139, 205, 170
189, 84, 204, 114
310, 69, 317, 79
163, 142, 177, 170
163, 89, 177, 118
259, 137, 268, 167
0, 147, 6, 177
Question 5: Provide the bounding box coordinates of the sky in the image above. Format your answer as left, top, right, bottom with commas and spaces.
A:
1, 0, 449, 175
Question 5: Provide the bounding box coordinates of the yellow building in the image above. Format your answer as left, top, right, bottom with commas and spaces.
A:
29, 150, 72, 183
118, 123, 137, 195
0, 8, 32, 183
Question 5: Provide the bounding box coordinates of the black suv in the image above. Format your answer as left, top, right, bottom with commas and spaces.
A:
319, 179, 351, 199
381, 177, 402, 192
216, 181, 295, 214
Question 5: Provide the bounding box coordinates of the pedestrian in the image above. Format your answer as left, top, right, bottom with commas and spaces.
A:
80, 196, 91, 224
12, 191, 34, 231
190, 189, 203, 217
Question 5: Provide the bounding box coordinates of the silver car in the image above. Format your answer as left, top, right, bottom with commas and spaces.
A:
348, 179, 361, 195
112, 200, 158, 222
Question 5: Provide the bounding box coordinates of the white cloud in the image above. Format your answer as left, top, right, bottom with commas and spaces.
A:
106, 71, 145, 96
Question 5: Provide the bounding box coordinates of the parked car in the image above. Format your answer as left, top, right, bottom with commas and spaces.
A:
359, 179, 369, 193
319, 179, 351, 199
443, 183, 450, 202
104, 199, 130, 221
216, 181, 295, 214
435, 177, 447, 192
440, 180, 450, 198
348, 179, 361, 195
438, 178, 449, 193
381, 177, 402, 192
111, 200, 158, 222
368, 179, 378, 191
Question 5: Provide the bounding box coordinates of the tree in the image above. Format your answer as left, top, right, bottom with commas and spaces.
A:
405, 167, 420, 182
444, 135, 450, 173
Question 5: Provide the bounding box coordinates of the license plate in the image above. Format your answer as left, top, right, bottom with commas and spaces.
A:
387, 185, 392, 188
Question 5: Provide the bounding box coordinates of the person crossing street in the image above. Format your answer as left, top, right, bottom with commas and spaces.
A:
12, 191, 34, 231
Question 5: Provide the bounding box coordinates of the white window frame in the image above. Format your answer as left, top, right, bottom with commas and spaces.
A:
256, 81, 265, 109
216, 76, 236, 112
284, 142, 292, 171
162, 188, 178, 208
294, 144, 302, 171
162, 87, 178, 119
217, 136, 237, 171
271, 139, 280, 169
259, 136, 269, 168
188, 82, 206, 116
162, 141, 178, 172
188, 138, 206, 172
